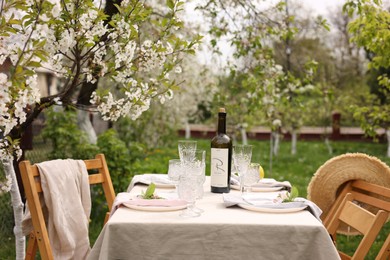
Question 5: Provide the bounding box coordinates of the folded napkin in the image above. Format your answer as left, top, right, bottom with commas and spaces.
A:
110, 192, 132, 216
127, 173, 174, 192
230, 174, 240, 186
110, 192, 186, 216
222, 193, 322, 221
230, 176, 292, 192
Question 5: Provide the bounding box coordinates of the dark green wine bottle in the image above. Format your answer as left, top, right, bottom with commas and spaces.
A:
210, 108, 232, 193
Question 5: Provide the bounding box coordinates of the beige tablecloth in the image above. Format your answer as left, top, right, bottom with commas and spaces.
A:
88, 177, 340, 260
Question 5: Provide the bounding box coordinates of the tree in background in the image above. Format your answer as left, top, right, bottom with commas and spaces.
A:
198, 0, 322, 175
0, 0, 200, 258
344, 0, 390, 157
272, 0, 326, 155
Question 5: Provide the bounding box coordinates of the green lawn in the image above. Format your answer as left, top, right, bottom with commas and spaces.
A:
1, 138, 389, 259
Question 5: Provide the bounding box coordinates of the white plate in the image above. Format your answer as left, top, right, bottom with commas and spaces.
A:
231, 184, 284, 192
123, 201, 187, 212
238, 203, 306, 213
138, 182, 175, 188
153, 183, 176, 188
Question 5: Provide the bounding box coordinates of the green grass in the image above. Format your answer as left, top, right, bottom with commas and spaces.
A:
1, 138, 389, 259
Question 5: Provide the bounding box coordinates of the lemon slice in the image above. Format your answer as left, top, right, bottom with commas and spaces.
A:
259, 165, 265, 179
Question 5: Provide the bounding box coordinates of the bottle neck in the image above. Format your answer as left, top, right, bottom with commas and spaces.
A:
217, 113, 226, 134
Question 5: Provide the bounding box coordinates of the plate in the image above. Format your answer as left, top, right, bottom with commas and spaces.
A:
123, 202, 187, 212
231, 184, 284, 192
238, 203, 306, 213
138, 181, 176, 189
153, 183, 176, 189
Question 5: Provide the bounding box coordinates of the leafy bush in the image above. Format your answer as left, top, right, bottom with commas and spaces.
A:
41, 107, 99, 160
97, 129, 132, 192
114, 103, 179, 149
40, 109, 136, 218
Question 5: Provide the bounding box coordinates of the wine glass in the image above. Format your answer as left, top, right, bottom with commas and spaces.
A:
168, 159, 182, 192
191, 150, 206, 213
178, 140, 197, 165
242, 162, 261, 193
232, 144, 253, 194
178, 173, 200, 218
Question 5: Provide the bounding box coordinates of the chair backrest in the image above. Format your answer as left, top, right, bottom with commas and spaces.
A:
324, 180, 390, 226
19, 154, 116, 260
327, 192, 389, 260
323, 180, 390, 260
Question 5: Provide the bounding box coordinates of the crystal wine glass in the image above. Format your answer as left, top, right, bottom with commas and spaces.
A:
168, 159, 182, 192
242, 162, 261, 193
178, 173, 200, 218
191, 149, 206, 213
178, 140, 197, 165
232, 144, 253, 194
168, 159, 182, 182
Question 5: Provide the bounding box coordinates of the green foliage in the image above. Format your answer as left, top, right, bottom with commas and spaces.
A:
344, 0, 390, 136
41, 108, 99, 160
97, 129, 132, 192
40, 110, 135, 219
114, 102, 180, 149
345, 0, 390, 71
351, 97, 390, 140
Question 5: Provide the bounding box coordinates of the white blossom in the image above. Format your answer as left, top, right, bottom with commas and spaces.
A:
0, 174, 13, 194
272, 119, 282, 127
174, 66, 182, 74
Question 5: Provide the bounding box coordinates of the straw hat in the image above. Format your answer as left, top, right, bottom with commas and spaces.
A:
307, 153, 390, 234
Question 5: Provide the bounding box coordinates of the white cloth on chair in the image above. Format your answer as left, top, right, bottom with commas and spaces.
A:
22, 159, 92, 260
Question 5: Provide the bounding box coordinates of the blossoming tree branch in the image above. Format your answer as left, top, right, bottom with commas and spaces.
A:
0, 0, 201, 258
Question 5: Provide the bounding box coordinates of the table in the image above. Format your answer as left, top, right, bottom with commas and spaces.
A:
88, 177, 340, 260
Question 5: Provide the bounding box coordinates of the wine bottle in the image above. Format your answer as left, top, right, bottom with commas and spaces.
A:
210, 107, 232, 193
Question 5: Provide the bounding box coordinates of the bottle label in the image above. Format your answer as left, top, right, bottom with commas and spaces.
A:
210, 148, 229, 188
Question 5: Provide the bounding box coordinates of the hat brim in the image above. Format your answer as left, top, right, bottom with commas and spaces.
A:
307, 153, 390, 235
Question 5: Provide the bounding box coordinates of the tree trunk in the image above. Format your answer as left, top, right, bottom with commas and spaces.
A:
77, 110, 97, 144
184, 121, 191, 139
324, 137, 333, 155
386, 129, 390, 158
291, 129, 297, 155
269, 131, 273, 177
2, 160, 25, 260
75, 0, 120, 138
240, 126, 248, 145
272, 131, 280, 156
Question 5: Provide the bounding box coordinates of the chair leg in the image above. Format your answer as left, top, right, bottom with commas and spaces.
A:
25, 232, 38, 260
376, 233, 390, 260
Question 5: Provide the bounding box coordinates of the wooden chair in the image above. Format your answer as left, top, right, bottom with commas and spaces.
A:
19, 154, 116, 260
327, 192, 389, 260
322, 180, 390, 259
377, 234, 390, 260
323, 180, 390, 227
